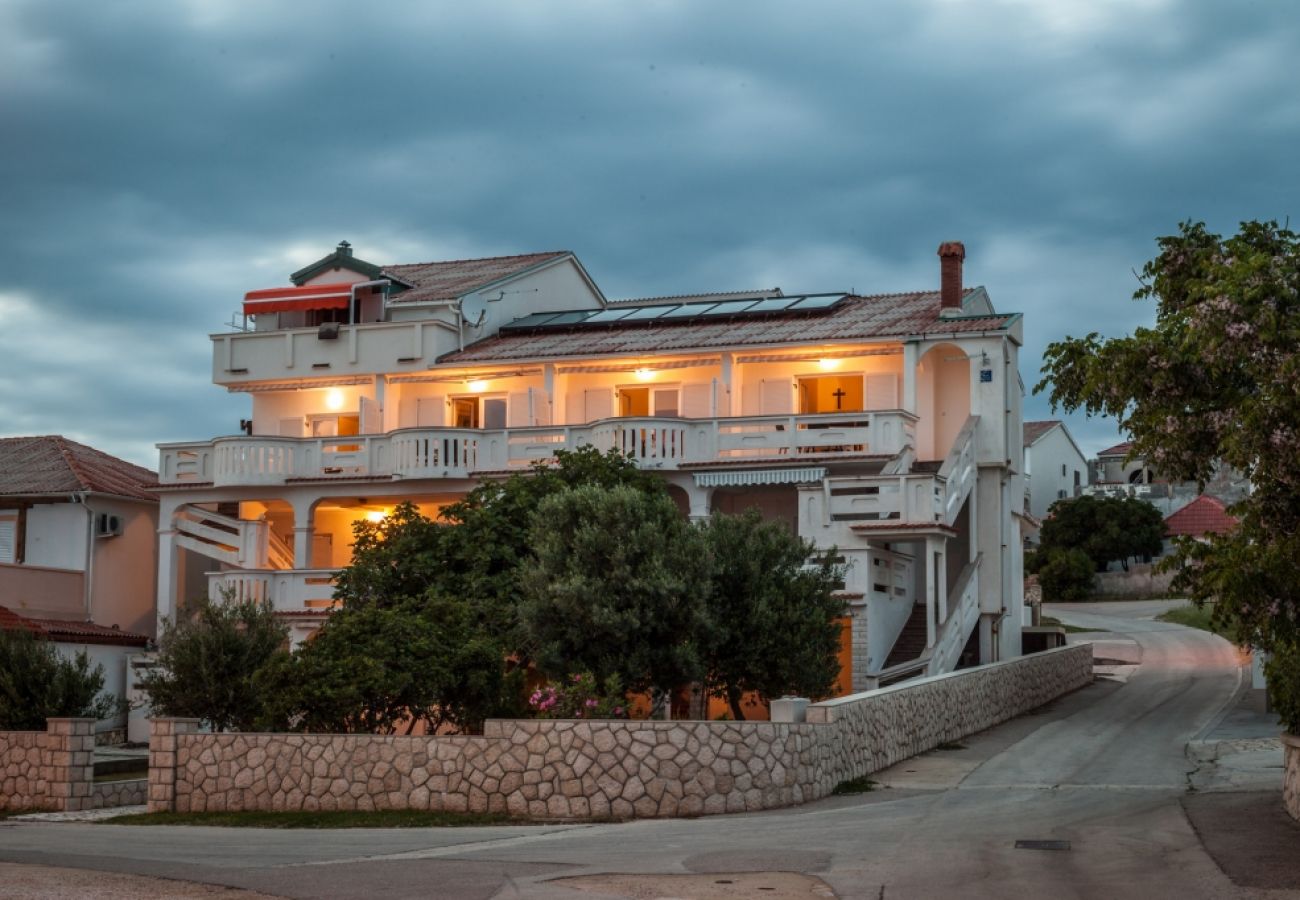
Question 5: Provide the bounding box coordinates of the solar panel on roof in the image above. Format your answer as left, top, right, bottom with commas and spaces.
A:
584, 308, 636, 323
544, 311, 596, 325
661, 303, 718, 319
787, 295, 846, 311
621, 305, 680, 320
506, 312, 563, 328
746, 297, 798, 313
699, 299, 760, 316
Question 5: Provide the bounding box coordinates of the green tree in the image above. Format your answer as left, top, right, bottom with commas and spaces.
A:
257, 594, 509, 735
138, 596, 288, 732
1038, 219, 1300, 733
519, 483, 709, 699
332, 502, 448, 610
1034, 495, 1165, 572
699, 510, 845, 719
1032, 547, 1096, 603
0, 629, 121, 730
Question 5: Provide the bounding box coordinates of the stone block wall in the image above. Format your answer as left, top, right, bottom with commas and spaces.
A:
93, 778, 147, 809
1284, 734, 1299, 822
0, 718, 96, 811
151, 644, 1093, 819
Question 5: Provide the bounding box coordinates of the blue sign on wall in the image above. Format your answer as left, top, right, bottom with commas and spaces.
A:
980, 369, 993, 383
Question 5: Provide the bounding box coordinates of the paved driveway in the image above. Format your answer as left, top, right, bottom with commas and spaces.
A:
1, 601, 1295, 899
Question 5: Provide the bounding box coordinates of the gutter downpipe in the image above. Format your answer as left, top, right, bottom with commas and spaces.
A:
347, 279, 392, 326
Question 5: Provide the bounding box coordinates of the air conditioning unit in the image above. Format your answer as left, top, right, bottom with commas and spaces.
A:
96, 513, 123, 538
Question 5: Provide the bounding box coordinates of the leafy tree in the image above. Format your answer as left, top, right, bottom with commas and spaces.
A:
1038, 219, 1300, 732
699, 510, 845, 719
519, 483, 710, 698
138, 596, 288, 732
257, 594, 510, 735
1034, 495, 1165, 572
1032, 548, 1096, 603
332, 502, 448, 610
0, 628, 121, 729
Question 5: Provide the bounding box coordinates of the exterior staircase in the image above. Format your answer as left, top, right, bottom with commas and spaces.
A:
173, 504, 291, 570
884, 603, 929, 668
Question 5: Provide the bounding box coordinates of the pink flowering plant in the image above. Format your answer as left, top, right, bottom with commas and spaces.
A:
528, 672, 628, 719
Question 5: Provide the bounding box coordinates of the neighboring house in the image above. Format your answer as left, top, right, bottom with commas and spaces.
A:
0, 605, 149, 740
156, 240, 1027, 692
1088, 441, 1249, 515
1022, 420, 1088, 521
1162, 494, 1237, 555
0, 436, 159, 638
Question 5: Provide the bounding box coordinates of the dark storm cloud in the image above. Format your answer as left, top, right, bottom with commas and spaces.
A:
2, 0, 1297, 465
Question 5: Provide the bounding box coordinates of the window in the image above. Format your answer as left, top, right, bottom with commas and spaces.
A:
1061, 463, 1067, 477
309, 414, 359, 438
451, 395, 506, 429
797, 375, 863, 414
617, 386, 679, 417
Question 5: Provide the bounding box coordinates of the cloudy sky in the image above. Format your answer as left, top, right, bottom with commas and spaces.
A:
2, 0, 1296, 468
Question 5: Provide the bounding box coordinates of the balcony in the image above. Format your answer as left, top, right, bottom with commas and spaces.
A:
208, 569, 340, 614
159, 411, 918, 487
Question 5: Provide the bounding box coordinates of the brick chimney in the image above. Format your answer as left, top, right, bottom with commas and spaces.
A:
938, 241, 965, 314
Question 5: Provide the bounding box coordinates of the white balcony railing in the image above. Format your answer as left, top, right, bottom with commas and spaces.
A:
208, 569, 341, 613
159, 411, 918, 486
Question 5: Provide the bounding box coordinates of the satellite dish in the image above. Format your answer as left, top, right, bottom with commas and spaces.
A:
460, 294, 487, 328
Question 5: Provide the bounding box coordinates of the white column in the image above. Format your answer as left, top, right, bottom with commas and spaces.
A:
686, 485, 713, 523
902, 341, 919, 414
155, 528, 179, 630
543, 363, 556, 425
720, 353, 735, 416
936, 541, 949, 626
925, 536, 939, 649
291, 497, 316, 569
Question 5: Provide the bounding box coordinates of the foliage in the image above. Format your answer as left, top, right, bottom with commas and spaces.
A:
331, 502, 448, 610
699, 510, 845, 719
1265, 643, 1300, 736
1154, 603, 1232, 638
520, 483, 710, 697
257, 594, 509, 735
528, 672, 628, 719
1033, 495, 1165, 572
831, 775, 876, 794
0, 628, 121, 729
137, 596, 288, 732
1037, 219, 1300, 731
1032, 548, 1096, 602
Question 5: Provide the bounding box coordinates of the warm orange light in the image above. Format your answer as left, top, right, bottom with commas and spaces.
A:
817, 358, 840, 372
634, 368, 654, 382
325, 388, 345, 410
467, 379, 489, 393
365, 510, 387, 524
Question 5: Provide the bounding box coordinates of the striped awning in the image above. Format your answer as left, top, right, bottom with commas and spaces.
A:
243, 282, 356, 315
693, 467, 826, 488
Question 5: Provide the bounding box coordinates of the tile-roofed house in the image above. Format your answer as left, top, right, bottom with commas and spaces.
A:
1022, 421, 1088, 521
1097, 441, 1133, 458
1, 436, 158, 643
0, 605, 149, 647
161, 237, 1030, 699
1164, 495, 1237, 538
0, 436, 157, 501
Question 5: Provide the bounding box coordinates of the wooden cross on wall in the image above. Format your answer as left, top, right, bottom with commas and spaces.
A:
832, 387, 846, 410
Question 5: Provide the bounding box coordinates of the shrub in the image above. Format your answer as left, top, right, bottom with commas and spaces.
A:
1035, 548, 1096, 602
528, 673, 628, 720
1265, 643, 1300, 736
0, 628, 121, 730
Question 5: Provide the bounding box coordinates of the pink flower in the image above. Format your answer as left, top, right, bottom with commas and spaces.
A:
585, 698, 598, 708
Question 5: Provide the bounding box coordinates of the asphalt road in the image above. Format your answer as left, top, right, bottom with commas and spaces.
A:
1, 600, 1293, 899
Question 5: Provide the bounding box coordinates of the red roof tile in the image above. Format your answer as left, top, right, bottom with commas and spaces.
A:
0, 436, 158, 501
1164, 495, 1237, 537
383, 252, 571, 304
0, 606, 149, 647
1097, 441, 1133, 457
1023, 420, 1061, 447
441, 289, 1014, 364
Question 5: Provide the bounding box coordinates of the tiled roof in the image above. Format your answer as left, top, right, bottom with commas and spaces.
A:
383, 252, 571, 304
1023, 420, 1061, 447
0, 436, 158, 501
441, 289, 1014, 364
1097, 441, 1133, 457
0, 606, 149, 647
1164, 495, 1237, 538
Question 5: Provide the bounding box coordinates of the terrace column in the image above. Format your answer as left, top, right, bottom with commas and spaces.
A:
925, 536, 940, 649
719, 353, 735, 416
686, 485, 713, 523
902, 341, 919, 414
155, 498, 183, 628
290, 496, 316, 569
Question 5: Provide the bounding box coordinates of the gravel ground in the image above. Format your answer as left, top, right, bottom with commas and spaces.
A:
0, 863, 286, 900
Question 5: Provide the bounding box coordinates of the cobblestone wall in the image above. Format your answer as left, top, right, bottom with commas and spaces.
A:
93, 778, 147, 809
0, 719, 96, 811
151, 644, 1094, 819
1284, 734, 1299, 822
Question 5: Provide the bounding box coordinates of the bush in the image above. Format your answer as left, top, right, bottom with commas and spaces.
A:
1265, 643, 1300, 736
0, 628, 121, 730
1035, 548, 1096, 602
528, 673, 628, 720
138, 596, 288, 732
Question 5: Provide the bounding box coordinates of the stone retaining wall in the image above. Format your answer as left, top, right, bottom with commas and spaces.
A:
93, 778, 147, 809
150, 644, 1094, 819
1284, 734, 1299, 822
0, 719, 95, 811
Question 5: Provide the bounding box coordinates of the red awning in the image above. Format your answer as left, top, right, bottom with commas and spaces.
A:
243, 282, 356, 315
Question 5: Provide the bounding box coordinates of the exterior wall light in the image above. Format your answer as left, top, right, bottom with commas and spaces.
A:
467, 379, 489, 393
325, 388, 345, 410
634, 368, 654, 382
817, 358, 840, 371
365, 510, 387, 524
